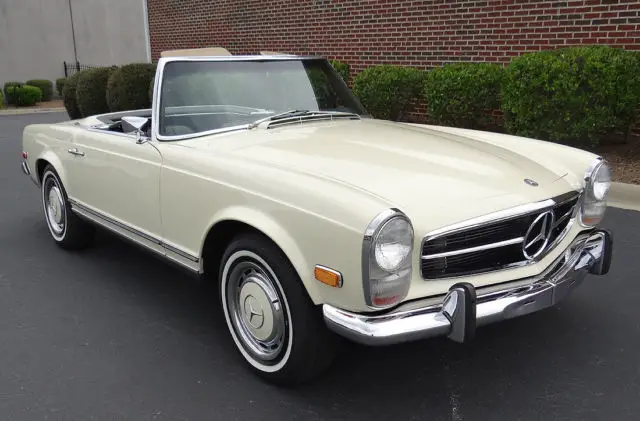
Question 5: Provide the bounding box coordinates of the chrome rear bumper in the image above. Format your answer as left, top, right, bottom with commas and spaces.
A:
323, 229, 612, 346
21, 160, 31, 176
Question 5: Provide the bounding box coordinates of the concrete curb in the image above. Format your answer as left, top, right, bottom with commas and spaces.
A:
0, 108, 66, 116
608, 182, 640, 212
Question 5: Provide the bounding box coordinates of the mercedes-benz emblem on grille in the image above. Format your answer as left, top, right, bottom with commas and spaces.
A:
522, 210, 555, 260
524, 178, 539, 187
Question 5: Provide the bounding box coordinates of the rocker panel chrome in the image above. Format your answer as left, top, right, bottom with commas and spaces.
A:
68, 199, 200, 273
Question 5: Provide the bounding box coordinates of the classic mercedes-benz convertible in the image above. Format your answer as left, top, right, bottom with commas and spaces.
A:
21, 49, 613, 385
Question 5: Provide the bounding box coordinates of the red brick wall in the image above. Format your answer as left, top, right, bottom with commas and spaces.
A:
147, 0, 640, 75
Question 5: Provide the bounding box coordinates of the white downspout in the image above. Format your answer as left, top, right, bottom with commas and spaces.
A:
142, 0, 152, 62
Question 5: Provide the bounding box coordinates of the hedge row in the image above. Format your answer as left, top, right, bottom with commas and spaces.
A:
51, 47, 640, 149
3, 82, 22, 105
330, 60, 350, 84
353, 65, 424, 121
349, 46, 640, 148
106, 63, 156, 112
61, 63, 156, 119
3, 82, 43, 106
6, 85, 42, 106
2, 80, 53, 106
76, 67, 117, 117
56, 78, 67, 96
25, 79, 53, 101
502, 46, 640, 147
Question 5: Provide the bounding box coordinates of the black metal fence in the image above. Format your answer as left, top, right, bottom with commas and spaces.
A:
63, 61, 101, 77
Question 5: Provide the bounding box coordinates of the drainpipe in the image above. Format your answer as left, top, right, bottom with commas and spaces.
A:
142, 0, 152, 62
68, 0, 78, 64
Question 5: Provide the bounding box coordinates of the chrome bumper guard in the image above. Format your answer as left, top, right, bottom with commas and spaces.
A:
323, 229, 612, 346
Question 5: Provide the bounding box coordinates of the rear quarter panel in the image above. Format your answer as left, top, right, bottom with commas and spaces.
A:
22, 122, 78, 187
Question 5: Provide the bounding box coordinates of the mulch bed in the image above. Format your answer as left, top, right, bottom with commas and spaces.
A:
597, 139, 640, 185
2, 99, 64, 110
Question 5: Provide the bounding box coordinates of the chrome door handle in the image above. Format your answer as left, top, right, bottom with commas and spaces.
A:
67, 148, 85, 157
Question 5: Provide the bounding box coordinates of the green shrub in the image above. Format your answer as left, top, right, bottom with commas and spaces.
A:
330, 60, 350, 84
424, 62, 504, 129
0, 89, 3, 109
7, 85, 42, 106
25, 79, 53, 101
56, 78, 67, 96
4, 81, 23, 105
353, 65, 425, 120
62, 71, 85, 119
306, 67, 346, 110
502, 46, 640, 147
106, 63, 156, 112
76, 67, 117, 117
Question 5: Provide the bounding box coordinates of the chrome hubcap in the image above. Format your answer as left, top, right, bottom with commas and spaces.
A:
44, 178, 65, 236
226, 260, 286, 362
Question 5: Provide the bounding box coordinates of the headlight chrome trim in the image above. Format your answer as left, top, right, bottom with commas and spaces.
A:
579, 157, 609, 228
362, 208, 414, 310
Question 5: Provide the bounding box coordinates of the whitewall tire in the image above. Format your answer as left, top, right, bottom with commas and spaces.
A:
40, 165, 95, 249
219, 233, 339, 385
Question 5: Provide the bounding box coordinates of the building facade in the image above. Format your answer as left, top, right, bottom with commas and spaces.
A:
147, 0, 639, 75
0, 0, 150, 86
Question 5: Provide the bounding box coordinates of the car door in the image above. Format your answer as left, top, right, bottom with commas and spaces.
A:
64, 128, 164, 255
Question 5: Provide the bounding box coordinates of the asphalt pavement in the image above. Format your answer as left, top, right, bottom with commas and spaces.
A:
1, 112, 639, 421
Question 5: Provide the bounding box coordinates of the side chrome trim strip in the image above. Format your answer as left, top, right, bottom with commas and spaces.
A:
68, 199, 200, 270
164, 242, 199, 262
421, 237, 524, 260
70, 199, 161, 245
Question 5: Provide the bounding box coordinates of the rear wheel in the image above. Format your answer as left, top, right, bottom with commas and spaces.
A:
219, 233, 339, 385
41, 165, 95, 249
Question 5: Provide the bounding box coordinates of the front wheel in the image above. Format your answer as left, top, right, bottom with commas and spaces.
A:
219, 233, 339, 385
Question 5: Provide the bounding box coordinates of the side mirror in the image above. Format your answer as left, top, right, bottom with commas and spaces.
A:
121, 116, 151, 143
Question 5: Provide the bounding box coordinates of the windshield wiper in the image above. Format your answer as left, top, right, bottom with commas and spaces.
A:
248, 109, 360, 129
247, 109, 310, 129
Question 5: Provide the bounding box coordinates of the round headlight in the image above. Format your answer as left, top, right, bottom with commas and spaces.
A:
591, 162, 611, 201
373, 217, 414, 272
581, 159, 610, 227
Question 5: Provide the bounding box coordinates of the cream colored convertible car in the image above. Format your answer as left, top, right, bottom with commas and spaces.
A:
21, 51, 613, 385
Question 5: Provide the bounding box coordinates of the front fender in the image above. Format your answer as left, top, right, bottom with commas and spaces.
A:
198, 203, 371, 311
200, 206, 321, 303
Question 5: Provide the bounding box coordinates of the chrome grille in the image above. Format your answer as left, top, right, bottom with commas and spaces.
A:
420, 192, 580, 279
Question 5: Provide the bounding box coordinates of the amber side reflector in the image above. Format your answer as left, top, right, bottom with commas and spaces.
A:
314, 265, 343, 288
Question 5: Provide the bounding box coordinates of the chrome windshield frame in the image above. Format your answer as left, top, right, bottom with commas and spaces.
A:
150, 55, 362, 142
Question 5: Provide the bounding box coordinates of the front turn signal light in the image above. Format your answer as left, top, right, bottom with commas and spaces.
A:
314, 265, 343, 288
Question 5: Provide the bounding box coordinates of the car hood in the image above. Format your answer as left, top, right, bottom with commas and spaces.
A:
179, 119, 577, 229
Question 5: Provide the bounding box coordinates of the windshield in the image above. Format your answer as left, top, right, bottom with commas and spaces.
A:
157, 58, 368, 138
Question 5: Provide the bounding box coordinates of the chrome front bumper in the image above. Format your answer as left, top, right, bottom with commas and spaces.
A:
323, 229, 612, 346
